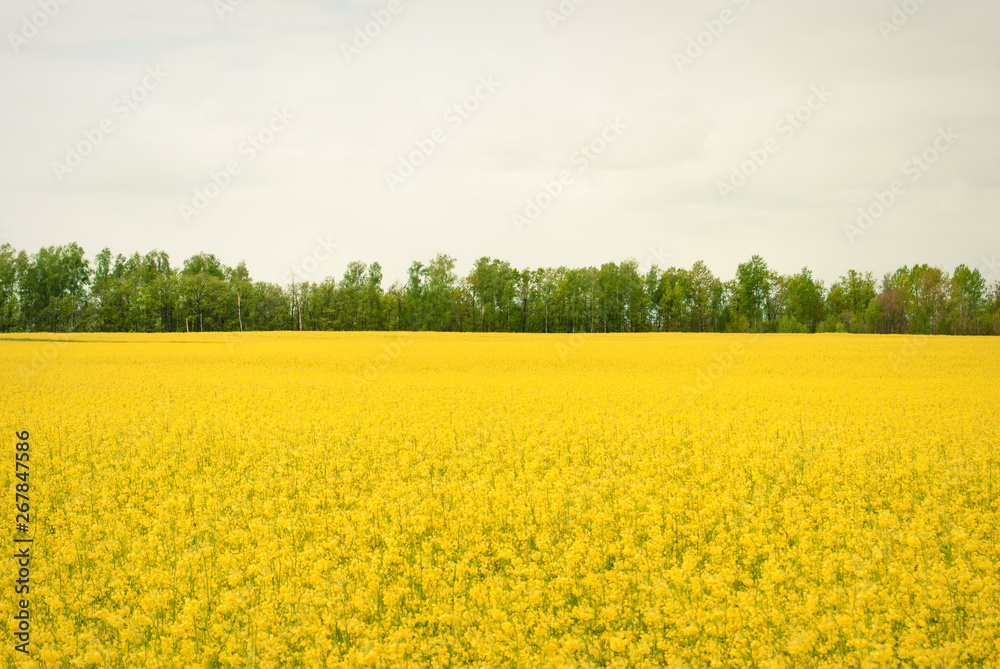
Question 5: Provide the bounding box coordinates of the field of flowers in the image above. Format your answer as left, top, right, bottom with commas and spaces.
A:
1, 332, 998, 668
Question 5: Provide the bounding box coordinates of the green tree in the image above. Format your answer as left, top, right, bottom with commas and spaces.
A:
735, 255, 770, 331
0, 244, 18, 331
620, 259, 647, 332
658, 268, 690, 332
784, 268, 826, 333
688, 261, 715, 333
826, 270, 877, 333
423, 254, 458, 331
226, 261, 252, 332
16, 243, 91, 331
180, 253, 227, 332
596, 263, 623, 333
365, 262, 385, 331
907, 265, 948, 334
949, 265, 986, 335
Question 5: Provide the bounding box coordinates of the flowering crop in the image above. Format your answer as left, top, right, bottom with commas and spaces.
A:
0, 333, 997, 668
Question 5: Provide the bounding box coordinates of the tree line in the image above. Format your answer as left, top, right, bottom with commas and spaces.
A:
1, 242, 998, 335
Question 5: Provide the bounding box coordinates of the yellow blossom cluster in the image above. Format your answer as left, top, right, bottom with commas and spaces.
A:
0, 332, 998, 668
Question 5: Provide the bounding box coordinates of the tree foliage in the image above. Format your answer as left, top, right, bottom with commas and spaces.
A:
1, 244, 997, 336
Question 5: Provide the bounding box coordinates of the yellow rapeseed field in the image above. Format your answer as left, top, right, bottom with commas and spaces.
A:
1, 333, 998, 668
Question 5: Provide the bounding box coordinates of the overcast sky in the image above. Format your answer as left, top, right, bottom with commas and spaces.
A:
1, 0, 997, 286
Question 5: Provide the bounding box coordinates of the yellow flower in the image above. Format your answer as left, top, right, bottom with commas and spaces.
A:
1, 332, 997, 667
